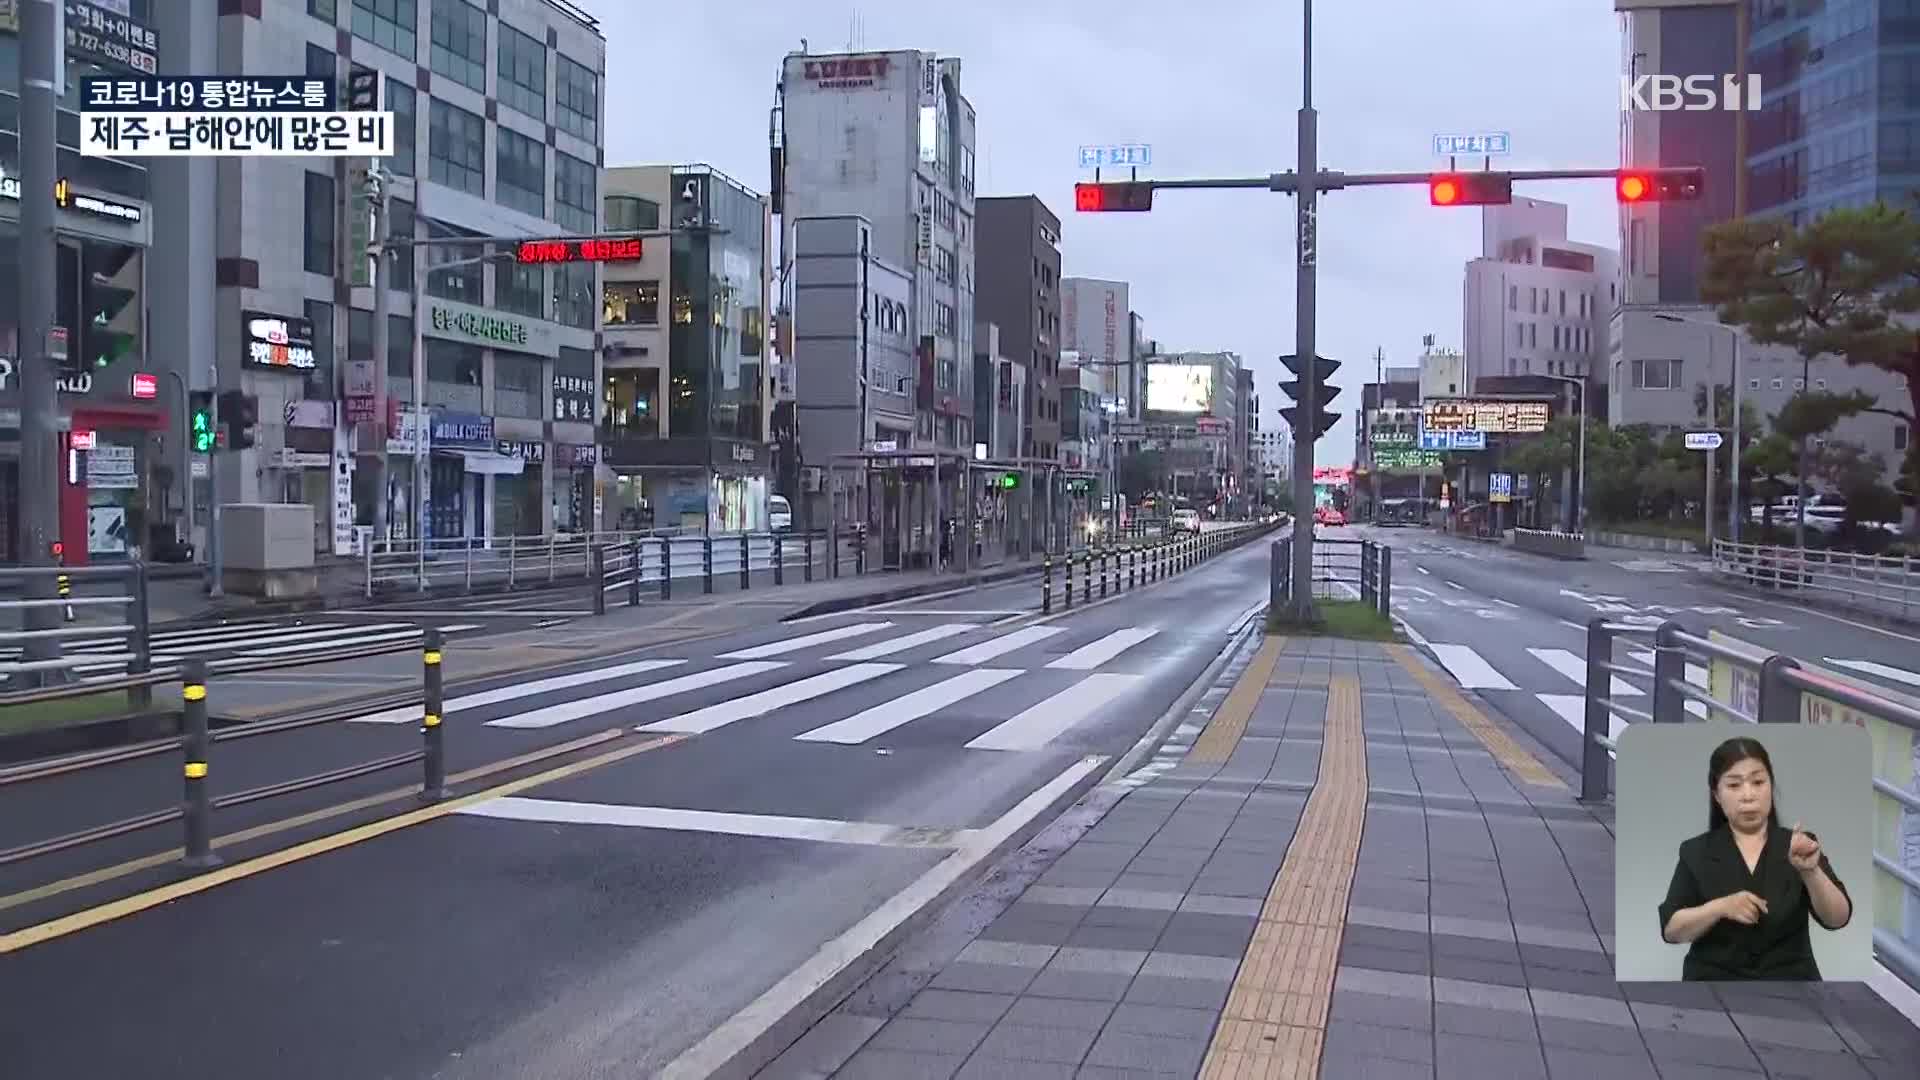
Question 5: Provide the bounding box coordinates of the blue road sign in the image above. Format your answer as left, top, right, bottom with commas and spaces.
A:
1079, 144, 1152, 169
1418, 429, 1487, 451
1431, 132, 1512, 157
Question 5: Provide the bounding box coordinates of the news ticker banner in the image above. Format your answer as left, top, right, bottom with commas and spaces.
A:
77, 76, 393, 158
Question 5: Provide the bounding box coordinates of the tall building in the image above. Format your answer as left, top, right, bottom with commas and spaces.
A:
599, 165, 773, 532
1141, 350, 1242, 505
974, 195, 1061, 461
1462, 198, 1617, 400
1061, 277, 1130, 416
776, 49, 977, 457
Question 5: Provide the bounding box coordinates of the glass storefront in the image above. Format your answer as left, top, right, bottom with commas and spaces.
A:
668, 169, 766, 445
491, 467, 544, 537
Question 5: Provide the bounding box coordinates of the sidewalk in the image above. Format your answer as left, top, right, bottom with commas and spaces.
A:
762, 636, 1920, 1079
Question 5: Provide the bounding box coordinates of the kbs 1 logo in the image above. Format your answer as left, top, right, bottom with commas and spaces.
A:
1620, 74, 1763, 112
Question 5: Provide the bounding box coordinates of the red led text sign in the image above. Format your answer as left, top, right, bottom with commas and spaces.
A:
516, 237, 645, 264
130, 372, 158, 399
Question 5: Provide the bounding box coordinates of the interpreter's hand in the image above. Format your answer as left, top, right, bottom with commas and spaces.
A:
1788, 822, 1822, 873
1717, 890, 1769, 925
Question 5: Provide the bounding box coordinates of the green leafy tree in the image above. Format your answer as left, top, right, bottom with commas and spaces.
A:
1744, 433, 1798, 533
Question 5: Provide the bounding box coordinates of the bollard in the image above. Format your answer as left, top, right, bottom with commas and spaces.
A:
180, 659, 217, 869
1758, 654, 1805, 724
57, 572, 73, 622
1128, 545, 1137, 589
740, 534, 751, 589
129, 560, 153, 710
422, 628, 446, 801
1579, 618, 1615, 802
856, 533, 867, 575
1100, 547, 1109, 598
629, 539, 643, 607
1042, 557, 1053, 614
804, 533, 814, 582
774, 533, 785, 586
661, 538, 673, 599
1065, 552, 1076, 608
703, 537, 715, 594
1082, 551, 1092, 601
591, 545, 607, 616
1652, 621, 1687, 723
1378, 545, 1393, 617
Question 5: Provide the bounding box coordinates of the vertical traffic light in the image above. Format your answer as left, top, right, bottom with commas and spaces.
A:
1616, 167, 1704, 202
1074, 182, 1153, 212
220, 390, 258, 450
189, 391, 215, 453
1428, 172, 1512, 206
80, 243, 140, 370
1278, 354, 1342, 440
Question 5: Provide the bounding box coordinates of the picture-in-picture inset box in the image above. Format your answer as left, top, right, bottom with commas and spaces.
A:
1614, 723, 1873, 981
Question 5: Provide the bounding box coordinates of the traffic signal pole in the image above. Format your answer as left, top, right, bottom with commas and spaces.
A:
16, 0, 60, 672
1291, 0, 1319, 620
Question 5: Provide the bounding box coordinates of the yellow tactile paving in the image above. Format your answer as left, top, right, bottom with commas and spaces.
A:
1384, 643, 1566, 789
1188, 636, 1286, 763
1198, 673, 1365, 1080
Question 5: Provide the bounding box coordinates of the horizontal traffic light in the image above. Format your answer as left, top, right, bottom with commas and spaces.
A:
1074, 182, 1153, 212
1429, 172, 1512, 206
1617, 167, 1704, 202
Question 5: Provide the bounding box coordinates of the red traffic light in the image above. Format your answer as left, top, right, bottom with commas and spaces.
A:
1616, 167, 1704, 203
1074, 182, 1152, 212
1617, 174, 1650, 201
1428, 172, 1511, 206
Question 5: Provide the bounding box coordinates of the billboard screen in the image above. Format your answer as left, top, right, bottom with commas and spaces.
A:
1146, 363, 1213, 413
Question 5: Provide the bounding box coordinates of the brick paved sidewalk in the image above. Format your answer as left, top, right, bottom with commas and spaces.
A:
759, 636, 1920, 1080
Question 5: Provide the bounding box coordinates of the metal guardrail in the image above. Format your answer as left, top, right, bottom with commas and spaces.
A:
364, 528, 686, 597
1267, 528, 1391, 617
1513, 527, 1587, 560
1711, 538, 1918, 623
0, 562, 153, 704
591, 531, 853, 612
1034, 524, 1273, 615
0, 629, 449, 872
1579, 615, 1920, 990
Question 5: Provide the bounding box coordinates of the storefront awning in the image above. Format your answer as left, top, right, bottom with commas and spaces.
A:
453, 450, 525, 476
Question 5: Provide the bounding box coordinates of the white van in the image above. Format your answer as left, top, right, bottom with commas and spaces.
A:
769, 494, 793, 532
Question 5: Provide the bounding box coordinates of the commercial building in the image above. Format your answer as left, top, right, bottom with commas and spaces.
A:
1354, 377, 1430, 516
1462, 198, 1618, 387
1061, 277, 1131, 418
974, 194, 1061, 461
599, 164, 772, 532
1140, 350, 1243, 506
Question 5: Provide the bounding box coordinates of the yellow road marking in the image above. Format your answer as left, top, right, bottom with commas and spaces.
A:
1386, 643, 1565, 789
1200, 673, 1365, 1079
1188, 636, 1285, 763
0, 732, 680, 953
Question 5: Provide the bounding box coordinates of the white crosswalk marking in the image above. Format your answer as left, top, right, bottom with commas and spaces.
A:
351, 658, 688, 724
1627, 650, 1710, 717
487, 661, 787, 729
638, 663, 904, 734
1528, 648, 1642, 696
966, 673, 1143, 751
933, 625, 1067, 666
1046, 627, 1158, 671
826, 623, 978, 661
1539, 694, 1626, 752
1824, 658, 1920, 689
794, 668, 1023, 744
1428, 644, 1517, 690
716, 622, 893, 660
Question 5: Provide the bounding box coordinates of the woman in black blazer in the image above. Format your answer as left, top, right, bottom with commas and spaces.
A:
1657, 736, 1853, 980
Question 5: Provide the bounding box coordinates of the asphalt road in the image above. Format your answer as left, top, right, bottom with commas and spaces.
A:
1345, 523, 1920, 770
0, 526, 1270, 1080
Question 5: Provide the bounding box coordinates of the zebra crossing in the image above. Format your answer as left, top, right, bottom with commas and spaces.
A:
1423, 640, 1711, 751
351, 619, 1165, 754
1, 619, 486, 678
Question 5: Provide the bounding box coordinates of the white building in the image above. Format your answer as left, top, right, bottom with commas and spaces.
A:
1462, 198, 1619, 389
1418, 344, 1467, 402
1061, 278, 1132, 413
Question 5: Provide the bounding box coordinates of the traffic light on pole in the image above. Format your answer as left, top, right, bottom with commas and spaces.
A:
189, 391, 215, 453
1616, 166, 1705, 202
1278, 353, 1342, 440
220, 390, 258, 451
1074, 182, 1153, 212
1428, 172, 1512, 206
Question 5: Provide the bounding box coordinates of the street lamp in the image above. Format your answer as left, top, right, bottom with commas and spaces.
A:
1537, 373, 1587, 533
1654, 312, 1742, 545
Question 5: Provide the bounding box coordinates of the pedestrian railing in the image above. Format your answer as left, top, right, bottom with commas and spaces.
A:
363, 528, 688, 597
1579, 615, 1920, 990
1268, 533, 1392, 616
1513, 527, 1586, 560
1038, 522, 1280, 615
1711, 538, 1918, 623
591, 531, 852, 611
0, 562, 154, 703
0, 629, 450, 872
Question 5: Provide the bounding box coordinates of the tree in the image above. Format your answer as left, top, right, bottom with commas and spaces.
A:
1703, 205, 1920, 543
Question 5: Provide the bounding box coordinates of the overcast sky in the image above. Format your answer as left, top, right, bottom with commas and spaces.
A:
596, 0, 1624, 466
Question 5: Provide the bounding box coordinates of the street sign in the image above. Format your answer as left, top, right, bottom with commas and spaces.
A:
1685, 431, 1723, 450
1418, 429, 1486, 452
1078, 144, 1151, 169
1432, 132, 1511, 157
1490, 473, 1513, 503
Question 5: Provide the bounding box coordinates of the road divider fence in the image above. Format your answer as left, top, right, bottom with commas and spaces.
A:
1038, 522, 1280, 615
1711, 538, 1917, 624
0, 562, 152, 704
1269, 533, 1392, 616
1513, 527, 1586, 560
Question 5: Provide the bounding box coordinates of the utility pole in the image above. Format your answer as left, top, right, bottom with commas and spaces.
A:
1289, 0, 1320, 621
17, 0, 61, 670
368, 164, 392, 543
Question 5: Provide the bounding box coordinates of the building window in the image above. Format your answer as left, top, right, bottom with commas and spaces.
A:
310, 0, 338, 21
1514, 323, 1523, 347
493, 353, 541, 419
495, 126, 545, 217
554, 151, 596, 233
388, 198, 415, 293
555, 55, 598, 142
605, 195, 659, 231
933, 300, 956, 339
428, 98, 485, 196
497, 22, 546, 121
552, 261, 594, 329
603, 280, 659, 326
1771, 377, 1784, 389
1529, 324, 1537, 348
350, 309, 415, 378
1896, 424, 1909, 452
1631, 357, 1680, 390
1509, 284, 1517, 311
425, 220, 484, 303
306, 43, 334, 81
429, 0, 487, 93
305, 299, 335, 399
352, 0, 416, 60
498, 262, 545, 319
303, 171, 334, 275
385, 78, 416, 176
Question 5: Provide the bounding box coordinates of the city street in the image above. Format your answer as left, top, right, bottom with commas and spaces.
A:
1347, 524, 1920, 768
0, 531, 1267, 1080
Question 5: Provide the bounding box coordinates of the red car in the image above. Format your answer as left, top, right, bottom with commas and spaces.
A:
1315, 506, 1347, 526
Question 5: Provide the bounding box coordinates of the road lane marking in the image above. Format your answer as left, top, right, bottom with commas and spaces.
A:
638, 663, 904, 734
1824, 658, 1920, 688
658, 754, 1108, 1080
826, 623, 979, 660
351, 658, 689, 724
1538, 693, 1624, 754
1445, 580, 1465, 591
1045, 627, 1159, 671
794, 668, 1023, 744
488, 662, 788, 729
716, 621, 893, 659
934, 625, 1067, 665
1494, 598, 1519, 609
331, 609, 592, 618
966, 673, 1144, 751
455, 797, 976, 848
1427, 643, 1517, 690
0, 733, 686, 954
1528, 647, 1642, 696
1417, 566, 1431, 575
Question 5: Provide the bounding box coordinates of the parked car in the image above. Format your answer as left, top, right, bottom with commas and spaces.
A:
1315, 505, 1347, 527
768, 494, 793, 532
1171, 508, 1202, 534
